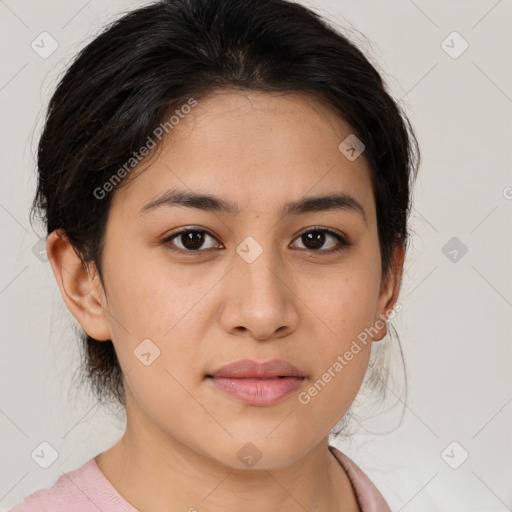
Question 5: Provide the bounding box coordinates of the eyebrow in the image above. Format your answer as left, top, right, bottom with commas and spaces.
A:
138, 188, 367, 223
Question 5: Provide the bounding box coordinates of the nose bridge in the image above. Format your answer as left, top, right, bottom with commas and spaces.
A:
234, 234, 285, 307
220, 233, 299, 338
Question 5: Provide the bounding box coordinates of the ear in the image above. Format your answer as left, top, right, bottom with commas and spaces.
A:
372, 241, 405, 342
46, 230, 111, 341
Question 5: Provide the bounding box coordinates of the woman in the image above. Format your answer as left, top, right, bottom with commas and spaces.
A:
13, 0, 419, 510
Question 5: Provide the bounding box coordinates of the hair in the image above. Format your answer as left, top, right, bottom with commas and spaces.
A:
31, 0, 420, 419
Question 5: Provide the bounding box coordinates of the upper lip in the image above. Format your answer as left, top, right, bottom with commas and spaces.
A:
207, 359, 307, 379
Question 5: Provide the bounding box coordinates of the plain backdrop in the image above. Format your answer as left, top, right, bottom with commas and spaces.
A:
0, 1, 511, 510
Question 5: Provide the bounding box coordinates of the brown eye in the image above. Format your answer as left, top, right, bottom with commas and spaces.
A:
163, 228, 222, 253
291, 228, 349, 253
162, 226, 349, 255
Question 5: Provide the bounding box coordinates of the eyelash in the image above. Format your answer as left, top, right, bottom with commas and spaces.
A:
161, 226, 351, 255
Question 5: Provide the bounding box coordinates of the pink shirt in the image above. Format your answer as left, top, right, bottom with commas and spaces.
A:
10, 446, 391, 511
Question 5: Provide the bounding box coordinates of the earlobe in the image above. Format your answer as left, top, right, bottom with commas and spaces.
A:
46, 230, 111, 341
372, 242, 405, 342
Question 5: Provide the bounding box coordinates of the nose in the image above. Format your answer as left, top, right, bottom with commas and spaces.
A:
219, 245, 300, 342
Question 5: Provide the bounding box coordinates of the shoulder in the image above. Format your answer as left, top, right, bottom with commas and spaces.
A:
329, 445, 392, 512
9, 458, 102, 512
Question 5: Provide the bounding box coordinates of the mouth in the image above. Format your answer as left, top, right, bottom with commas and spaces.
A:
206, 359, 307, 406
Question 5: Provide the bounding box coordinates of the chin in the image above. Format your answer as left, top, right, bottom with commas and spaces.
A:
202, 432, 313, 471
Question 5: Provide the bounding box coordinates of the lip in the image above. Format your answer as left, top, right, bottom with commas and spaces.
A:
206, 359, 307, 406
208, 359, 307, 379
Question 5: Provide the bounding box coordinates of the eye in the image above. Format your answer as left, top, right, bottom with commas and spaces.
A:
162, 226, 350, 255
162, 227, 222, 253
291, 227, 350, 253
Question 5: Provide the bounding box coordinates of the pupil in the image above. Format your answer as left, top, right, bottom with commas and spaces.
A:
182, 231, 204, 250
303, 230, 325, 250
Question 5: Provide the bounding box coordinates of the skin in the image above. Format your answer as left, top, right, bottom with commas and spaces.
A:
47, 89, 404, 512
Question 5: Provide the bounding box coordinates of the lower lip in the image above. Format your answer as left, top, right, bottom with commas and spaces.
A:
208, 377, 305, 406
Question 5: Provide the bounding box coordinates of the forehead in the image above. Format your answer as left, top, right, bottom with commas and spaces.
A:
110, 89, 375, 221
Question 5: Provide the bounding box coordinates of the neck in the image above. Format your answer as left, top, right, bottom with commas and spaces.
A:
95, 392, 359, 512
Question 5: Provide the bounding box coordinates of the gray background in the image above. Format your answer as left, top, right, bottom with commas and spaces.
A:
0, 0, 510, 510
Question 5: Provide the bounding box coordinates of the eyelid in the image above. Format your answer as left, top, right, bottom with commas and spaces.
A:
294, 225, 349, 242
162, 225, 350, 254
290, 226, 351, 253
161, 225, 222, 250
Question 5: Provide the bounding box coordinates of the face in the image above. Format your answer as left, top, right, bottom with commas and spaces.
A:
52, 89, 402, 470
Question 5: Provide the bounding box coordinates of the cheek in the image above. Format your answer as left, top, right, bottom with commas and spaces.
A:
121, 359, 236, 455
102, 246, 222, 395
292, 256, 380, 422
295, 282, 374, 430
296, 347, 371, 436
103, 245, 204, 340
297, 252, 381, 341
